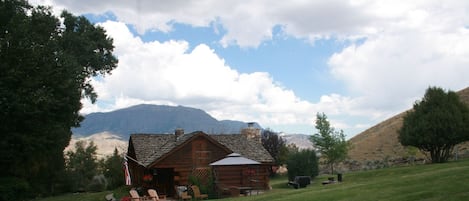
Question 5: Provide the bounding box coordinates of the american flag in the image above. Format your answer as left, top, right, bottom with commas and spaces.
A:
124, 156, 132, 185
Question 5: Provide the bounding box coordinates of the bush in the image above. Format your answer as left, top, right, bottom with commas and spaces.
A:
286, 149, 319, 181
0, 177, 31, 200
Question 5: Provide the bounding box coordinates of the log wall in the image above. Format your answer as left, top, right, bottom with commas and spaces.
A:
152, 135, 230, 185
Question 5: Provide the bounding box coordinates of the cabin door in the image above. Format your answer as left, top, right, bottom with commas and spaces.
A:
154, 168, 174, 196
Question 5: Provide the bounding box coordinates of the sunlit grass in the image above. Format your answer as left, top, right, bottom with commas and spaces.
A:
219, 159, 469, 201
33, 159, 469, 201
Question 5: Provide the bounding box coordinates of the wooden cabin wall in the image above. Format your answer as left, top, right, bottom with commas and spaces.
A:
257, 164, 271, 189
127, 150, 145, 187
212, 166, 243, 187
129, 163, 145, 186
213, 164, 270, 190
152, 135, 230, 185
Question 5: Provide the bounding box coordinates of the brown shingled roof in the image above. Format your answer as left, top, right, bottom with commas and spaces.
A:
129, 131, 273, 167
211, 134, 274, 163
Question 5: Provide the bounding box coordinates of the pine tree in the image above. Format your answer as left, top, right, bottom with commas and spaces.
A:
65, 141, 99, 192
103, 148, 125, 190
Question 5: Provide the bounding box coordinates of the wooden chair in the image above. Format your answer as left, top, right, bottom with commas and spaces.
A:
179, 191, 192, 201
174, 186, 192, 201
129, 189, 150, 201
147, 189, 166, 201
190, 185, 208, 200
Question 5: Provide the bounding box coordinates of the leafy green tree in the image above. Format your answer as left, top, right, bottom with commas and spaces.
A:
310, 113, 349, 174
286, 143, 299, 154
399, 87, 469, 163
102, 148, 124, 190
286, 149, 318, 181
65, 141, 99, 192
0, 0, 117, 196
261, 129, 289, 166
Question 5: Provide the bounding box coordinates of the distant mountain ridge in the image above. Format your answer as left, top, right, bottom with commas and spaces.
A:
280, 133, 313, 150
73, 104, 260, 138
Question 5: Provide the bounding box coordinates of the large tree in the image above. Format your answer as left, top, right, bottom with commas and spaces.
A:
0, 0, 117, 197
261, 129, 289, 166
399, 87, 469, 163
310, 113, 348, 174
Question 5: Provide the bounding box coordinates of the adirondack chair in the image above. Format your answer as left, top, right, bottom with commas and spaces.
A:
174, 185, 192, 201
190, 185, 208, 200
147, 189, 166, 201
129, 189, 150, 201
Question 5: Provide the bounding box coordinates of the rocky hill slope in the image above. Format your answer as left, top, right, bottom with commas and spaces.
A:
348, 87, 469, 162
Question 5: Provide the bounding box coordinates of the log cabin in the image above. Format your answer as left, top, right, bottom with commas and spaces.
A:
126, 125, 274, 198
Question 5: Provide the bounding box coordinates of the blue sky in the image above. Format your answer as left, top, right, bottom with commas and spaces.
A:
35, 0, 469, 138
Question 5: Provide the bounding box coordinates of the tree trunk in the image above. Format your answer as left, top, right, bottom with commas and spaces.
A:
430, 146, 454, 163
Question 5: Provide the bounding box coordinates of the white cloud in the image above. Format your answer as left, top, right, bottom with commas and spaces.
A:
86, 21, 327, 130
36, 0, 384, 47
31, 0, 469, 137
329, 1, 469, 117
80, 21, 379, 137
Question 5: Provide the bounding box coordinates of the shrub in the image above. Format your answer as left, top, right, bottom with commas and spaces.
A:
0, 177, 31, 201
286, 149, 319, 181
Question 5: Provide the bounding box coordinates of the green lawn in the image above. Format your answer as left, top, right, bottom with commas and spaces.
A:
33, 160, 469, 201
30, 186, 131, 201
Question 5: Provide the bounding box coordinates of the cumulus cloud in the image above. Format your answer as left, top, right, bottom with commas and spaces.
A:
35, 0, 380, 47
329, 1, 469, 117
31, 0, 469, 136
88, 21, 338, 131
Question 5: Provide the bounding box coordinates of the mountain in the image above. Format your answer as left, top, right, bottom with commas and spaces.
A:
72, 104, 260, 138
348, 87, 469, 162
280, 133, 313, 150
65, 132, 127, 158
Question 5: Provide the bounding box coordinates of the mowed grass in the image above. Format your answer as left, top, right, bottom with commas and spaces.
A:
30, 186, 131, 201
221, 159, 469, 201
33, 159, 469, 201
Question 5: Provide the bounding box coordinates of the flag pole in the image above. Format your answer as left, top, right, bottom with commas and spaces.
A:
123, 155, 132, 186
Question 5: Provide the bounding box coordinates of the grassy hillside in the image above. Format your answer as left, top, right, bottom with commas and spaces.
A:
348, 87, 469, 163
32, 159, 469, 201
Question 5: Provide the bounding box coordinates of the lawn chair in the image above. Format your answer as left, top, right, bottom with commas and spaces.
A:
174, 185, 192, 201
129, 189, 150, 201
147, 189, 166, 201
190, 185, 208, 200
180, 191, 192, 201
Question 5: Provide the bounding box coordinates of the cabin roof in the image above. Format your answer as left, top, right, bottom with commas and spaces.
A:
129, 131, 273, 167
210, 153, 261, 166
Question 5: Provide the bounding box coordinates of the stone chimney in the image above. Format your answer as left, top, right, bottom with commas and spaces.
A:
175, 128, 184, 139
241, 122, 261, 143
